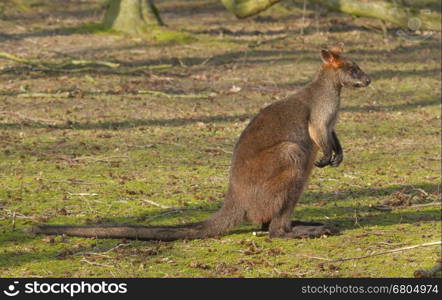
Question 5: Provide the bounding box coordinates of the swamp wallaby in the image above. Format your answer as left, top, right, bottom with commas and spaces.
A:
30, 44, 370, 240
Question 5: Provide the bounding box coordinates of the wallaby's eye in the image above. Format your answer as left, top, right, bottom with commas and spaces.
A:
351, 67, 359, 76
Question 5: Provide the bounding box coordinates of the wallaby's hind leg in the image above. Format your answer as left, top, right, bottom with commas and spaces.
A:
262, 220, 337, 235
268, 198, 296, 237
268, 212, 339, 239
267, 183, 300, 238
267, 182, 339, 239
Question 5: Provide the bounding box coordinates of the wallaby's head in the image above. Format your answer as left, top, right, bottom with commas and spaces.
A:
320, 43, 371, 88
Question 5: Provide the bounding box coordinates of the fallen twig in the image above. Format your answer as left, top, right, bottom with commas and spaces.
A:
291, 253, 331, 261
370, 201, 441, 212
74, 155, 128, 163
137, 90, 216, 99
117, 64, 172, 74
102, 243, 131, 253
67, 192, 98, 196
1, 209, 33, 220
80, 258, 114, 268
141, 199, 173, 209
0, 110, 60, 126
248, 35, 290, 48
404, 202, 441, 209
11, 211, 16, 231
204, 147, 233, 154
76, 252, 112, 259
17, 92, 71, 98
0, 52, 47, 69
48, 179, 96, 185
144, 210, 182, 223
59, 59, 120, 69
327, 241, 441, 263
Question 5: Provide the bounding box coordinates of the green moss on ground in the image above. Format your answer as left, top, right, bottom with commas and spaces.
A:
0, 0, 440, 278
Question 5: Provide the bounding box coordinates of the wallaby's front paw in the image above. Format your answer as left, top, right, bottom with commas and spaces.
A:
314, 156, 332, 168
330, 153, 343, 167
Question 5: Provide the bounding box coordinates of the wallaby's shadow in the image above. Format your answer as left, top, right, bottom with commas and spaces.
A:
0, 183, 438, 269
0, 48, 315, 81
0, 113, 253, 131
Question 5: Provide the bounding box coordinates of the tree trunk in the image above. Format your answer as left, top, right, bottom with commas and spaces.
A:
221, 0, 281, 18
102, 0, 164, 35
221, 0, 440, 32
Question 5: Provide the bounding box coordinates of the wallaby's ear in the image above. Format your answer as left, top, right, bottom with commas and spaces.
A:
321, 49, 343, 68
330, 42, 344, 56
320, 50, 334, 64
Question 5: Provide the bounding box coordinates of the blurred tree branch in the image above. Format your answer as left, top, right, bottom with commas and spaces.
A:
221, 0, 441, 31
221, 0, 281, 18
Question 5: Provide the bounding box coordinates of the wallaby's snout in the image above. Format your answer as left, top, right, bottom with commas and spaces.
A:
363, 76, 371, 87
351, 67, 371, 88
320, 43, 371, 89
353, 73, 371, 88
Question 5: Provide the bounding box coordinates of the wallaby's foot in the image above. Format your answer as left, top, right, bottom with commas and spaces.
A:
267, 220, 339, 239
260, 222, 270, 231
288, 222, 339, 238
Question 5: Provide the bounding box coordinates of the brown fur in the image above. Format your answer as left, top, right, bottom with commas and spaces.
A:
30, 44, 371, 240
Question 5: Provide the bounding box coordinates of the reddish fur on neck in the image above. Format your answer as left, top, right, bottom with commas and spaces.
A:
324, 56, 343, 68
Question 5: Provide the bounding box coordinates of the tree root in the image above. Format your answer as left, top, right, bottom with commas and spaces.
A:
0, 52, 172, 74
0, 52, 119, 70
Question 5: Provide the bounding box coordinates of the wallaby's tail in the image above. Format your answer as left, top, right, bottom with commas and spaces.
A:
29, 203, 244, 241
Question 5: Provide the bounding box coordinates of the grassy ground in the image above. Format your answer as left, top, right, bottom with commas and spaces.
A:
0, 0, 440, 278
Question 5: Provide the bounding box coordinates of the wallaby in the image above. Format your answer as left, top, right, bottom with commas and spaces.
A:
30, 44, 370, 240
